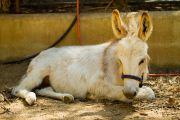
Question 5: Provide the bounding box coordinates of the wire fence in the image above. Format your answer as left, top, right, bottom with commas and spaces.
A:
0, 0, 180, 13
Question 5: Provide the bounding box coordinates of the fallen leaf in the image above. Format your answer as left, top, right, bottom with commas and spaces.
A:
140, 112, 148, 116
0, 93, 4, 102
168, 96, 175, 105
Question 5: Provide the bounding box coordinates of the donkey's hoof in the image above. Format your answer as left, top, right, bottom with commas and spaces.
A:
63, 94, 74, 103
146, 90, 155, 100
25, 92, 36, 105
136, 86, 155, 100
142, 86, 155, 100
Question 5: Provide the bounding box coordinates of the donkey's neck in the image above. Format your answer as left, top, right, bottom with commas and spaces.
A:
102, 41, 123, 85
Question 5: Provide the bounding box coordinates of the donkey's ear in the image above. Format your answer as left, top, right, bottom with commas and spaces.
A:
112, 9, 127, 39
138, 11, 153, 41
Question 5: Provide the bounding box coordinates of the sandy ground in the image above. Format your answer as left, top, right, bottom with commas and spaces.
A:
0, 62, 180, 120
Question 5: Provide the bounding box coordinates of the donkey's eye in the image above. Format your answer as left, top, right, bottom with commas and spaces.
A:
139, 59, 145, 65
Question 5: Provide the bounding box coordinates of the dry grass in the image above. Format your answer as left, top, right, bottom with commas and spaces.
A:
0, 62, 179, 120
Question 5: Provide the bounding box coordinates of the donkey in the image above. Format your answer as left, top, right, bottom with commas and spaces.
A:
12, 9, 155, 105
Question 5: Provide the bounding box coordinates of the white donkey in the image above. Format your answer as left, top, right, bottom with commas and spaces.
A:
12, 9, 155, 105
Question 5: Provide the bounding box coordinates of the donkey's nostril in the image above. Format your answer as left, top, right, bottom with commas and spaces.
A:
123, 90, 137, 99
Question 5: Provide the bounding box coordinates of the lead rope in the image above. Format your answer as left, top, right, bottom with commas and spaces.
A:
1, 15, 77, 64
76, 0, 82, 45
1, 0, 82, 64
148, 74, 180, 77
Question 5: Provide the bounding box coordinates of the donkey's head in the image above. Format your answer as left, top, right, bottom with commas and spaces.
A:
111, 9, 153, 99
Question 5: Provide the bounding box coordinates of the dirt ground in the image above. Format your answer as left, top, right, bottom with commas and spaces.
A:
0, 62, 179, 120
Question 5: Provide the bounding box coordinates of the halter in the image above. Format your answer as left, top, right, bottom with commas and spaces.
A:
121, 74, 143, 87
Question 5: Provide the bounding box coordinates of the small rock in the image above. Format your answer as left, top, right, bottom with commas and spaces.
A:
0, 93, 5, 102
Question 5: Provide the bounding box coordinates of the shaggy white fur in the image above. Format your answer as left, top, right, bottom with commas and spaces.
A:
12, 9, 155, 105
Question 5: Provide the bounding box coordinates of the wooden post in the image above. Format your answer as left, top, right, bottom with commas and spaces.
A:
15, 0, 20, 13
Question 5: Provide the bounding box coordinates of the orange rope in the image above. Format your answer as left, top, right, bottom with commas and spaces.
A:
148, 74, 180, 77
76, 0, 82, 45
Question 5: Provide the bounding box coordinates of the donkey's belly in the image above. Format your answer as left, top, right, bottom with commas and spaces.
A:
50, 71, 89, 98
52, 80, 88, 98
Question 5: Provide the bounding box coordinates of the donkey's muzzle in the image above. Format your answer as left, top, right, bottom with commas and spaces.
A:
121, 74, 144, 99
123, 89, 137, 99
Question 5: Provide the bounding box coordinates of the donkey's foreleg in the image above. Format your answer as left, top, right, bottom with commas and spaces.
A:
101, 84, 132, 103
110, 86, 132, 103
135, 86, 155, 100
12, 70, 45, 105
35, 87, 74, 103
